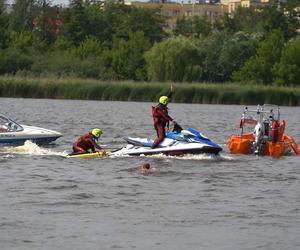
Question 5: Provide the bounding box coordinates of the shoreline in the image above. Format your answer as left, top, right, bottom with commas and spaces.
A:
0, 76, 299, 106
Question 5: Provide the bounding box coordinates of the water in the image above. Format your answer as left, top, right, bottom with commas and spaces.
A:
0, 98, 300, 250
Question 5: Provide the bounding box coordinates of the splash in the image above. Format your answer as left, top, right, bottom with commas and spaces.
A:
146, 153, 234, 161
110, 146, 235, 161
0, 141, 68, 157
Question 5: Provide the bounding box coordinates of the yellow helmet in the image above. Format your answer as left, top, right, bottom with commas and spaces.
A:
159, 96, 169, 105
91, 128, 102, 138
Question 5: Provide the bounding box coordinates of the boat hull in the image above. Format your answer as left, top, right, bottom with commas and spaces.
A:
227, 105, 300, 157
116, 141, 222, 156
227, 133, 293, 157
0, 136, 61, 145
121, 146, 222, 156
0, 125, 62, 145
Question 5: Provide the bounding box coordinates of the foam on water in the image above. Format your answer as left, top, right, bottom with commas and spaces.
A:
146, 152, 235, 161
110, 146, 235, 161
0, 140, 68, 157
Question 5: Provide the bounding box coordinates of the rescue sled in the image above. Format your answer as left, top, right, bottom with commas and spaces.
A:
68, 151, 109, 158
227, 104, 300, 157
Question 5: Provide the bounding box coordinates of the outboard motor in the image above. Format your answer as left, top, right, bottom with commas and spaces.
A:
253, 122, 265, 155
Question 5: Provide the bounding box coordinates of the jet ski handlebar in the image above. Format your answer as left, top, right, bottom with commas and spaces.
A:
172, 123, 183, 133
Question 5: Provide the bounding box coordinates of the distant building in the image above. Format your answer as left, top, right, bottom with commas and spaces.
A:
4, 3, 13, 13
220, 0, 276, 14
128, 2, 228, 30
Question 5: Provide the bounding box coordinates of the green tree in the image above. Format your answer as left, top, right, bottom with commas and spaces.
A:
32, 0, 60, 45
84, 2, 106, 41
193, 16, 211, 38
61, 0, 89, 45
54, 36, 74, 50
75, 36, 104, 58
222, 5, 296, 39
30, 50, 106, 78
282, 0, 300, 36
99, 0, 124, 47
9, 31, 33, 51
261, 6, 294, 39
222, 7, 264, 34
174, 17, 194, 37
145, 36, 200, 82
273, 38, 300, 86
233, 30, 285, 84
0, 47, 33, 74
218, 32, 257, 81
175, 16, 211, 38
0, 0, 9, 48
116, 7, 165, 43
199, 31, 228, 82
60, 1, 126, 47
111, 31, 151, 80
9, 0, 35, 32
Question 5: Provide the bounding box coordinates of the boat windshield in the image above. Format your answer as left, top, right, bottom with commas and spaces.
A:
261, 104, 280, 121
0, 115, 23, 133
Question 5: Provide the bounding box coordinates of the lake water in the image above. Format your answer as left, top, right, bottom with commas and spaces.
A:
0, 98, 300, 250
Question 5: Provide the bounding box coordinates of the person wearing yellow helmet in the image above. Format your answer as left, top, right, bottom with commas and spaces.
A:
159, 96, 169, 106
151, 85, 177, 149
72, 128, 105, 154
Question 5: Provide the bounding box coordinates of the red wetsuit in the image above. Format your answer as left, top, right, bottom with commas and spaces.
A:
151, 104, 174, 148
73, 133, 102, 154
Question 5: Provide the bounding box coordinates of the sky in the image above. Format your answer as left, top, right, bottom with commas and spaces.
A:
6, 0, 70, 6
51, 0, 69, 5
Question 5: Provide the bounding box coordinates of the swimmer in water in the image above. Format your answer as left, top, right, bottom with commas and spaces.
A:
138, 163, 156, 174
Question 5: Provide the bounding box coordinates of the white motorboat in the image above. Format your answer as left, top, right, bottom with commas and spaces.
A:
0, 114, 62, 145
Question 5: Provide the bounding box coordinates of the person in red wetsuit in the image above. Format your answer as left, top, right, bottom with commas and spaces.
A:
151, 93, 177, 149
72, 128, 104, 154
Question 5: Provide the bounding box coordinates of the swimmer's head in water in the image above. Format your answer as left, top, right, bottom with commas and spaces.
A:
142, 163, 150, 169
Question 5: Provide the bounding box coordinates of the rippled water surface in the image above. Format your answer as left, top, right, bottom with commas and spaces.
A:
0, 98, 300, 250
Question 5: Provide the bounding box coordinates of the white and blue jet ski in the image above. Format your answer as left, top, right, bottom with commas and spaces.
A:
0, 114, 62, 145
116, 125, 222, 156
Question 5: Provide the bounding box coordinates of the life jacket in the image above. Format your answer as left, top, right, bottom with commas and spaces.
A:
75, 133, 95, 150
151, 104, 170, 125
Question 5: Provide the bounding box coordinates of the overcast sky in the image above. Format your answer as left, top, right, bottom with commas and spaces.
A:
7, 0, 70, 5
52, 0, 69, 5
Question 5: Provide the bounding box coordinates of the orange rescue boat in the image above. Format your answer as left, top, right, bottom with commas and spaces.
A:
227, 104, 300, 157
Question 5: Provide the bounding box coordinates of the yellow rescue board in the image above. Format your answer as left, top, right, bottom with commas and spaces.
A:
68, 151, 110, 158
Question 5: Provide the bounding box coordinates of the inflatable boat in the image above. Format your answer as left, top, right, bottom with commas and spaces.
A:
227, 105, 300, 157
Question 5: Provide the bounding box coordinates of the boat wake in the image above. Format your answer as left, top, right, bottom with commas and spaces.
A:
111, 149, 234, 161
0, 140, 68, 157
146, 153, 234, 161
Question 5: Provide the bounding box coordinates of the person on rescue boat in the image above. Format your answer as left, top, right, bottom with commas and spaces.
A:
151, 86, 177, 149
72, 128, 105, 154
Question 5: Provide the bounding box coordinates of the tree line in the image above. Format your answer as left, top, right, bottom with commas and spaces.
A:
0, 0, 299, 85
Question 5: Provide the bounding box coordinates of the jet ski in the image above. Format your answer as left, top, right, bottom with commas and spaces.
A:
0, 114, 62, 145
115, 124, 222, 156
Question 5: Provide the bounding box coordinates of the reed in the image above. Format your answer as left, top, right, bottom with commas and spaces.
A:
1, 76, 300, 106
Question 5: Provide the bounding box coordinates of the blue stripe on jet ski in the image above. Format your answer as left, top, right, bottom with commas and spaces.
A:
166, 130, 222, 150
